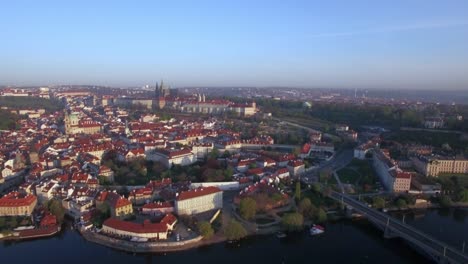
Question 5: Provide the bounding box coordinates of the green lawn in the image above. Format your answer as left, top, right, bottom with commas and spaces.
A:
302, 189, 338, 208
303, 190, 323, 207
282, 117, 333, 131
339, 159, 380, 193
337, 168, 361, 184
327, 176, 338, 185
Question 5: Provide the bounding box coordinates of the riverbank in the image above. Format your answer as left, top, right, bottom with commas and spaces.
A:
383, 202, 468, 212
0, 225, 61, 241
78, 210, 284, 254
79, 227, 231, 253
3, 216, 436, 264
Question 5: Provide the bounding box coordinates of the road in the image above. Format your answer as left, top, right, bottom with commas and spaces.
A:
331, 191, 468, 264
301, 148, 354, 185
273, 118, 337, 140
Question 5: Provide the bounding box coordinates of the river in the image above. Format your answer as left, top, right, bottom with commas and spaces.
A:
1, 208, 467, 263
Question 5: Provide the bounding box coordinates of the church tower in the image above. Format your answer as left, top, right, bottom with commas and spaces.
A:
125, 120, 133, 137
64, 111, 79, 135
155, 82, 160, 98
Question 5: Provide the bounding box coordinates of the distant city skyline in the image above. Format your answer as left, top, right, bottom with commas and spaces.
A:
1, 1, 468, 90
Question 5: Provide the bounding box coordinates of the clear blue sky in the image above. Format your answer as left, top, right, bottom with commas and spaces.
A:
1, 0, 468, 89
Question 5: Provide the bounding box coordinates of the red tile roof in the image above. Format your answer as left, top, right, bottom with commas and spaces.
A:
0, 192, 37, 207
130, 187, 153, 197
146, 178, 172, 190
98, 191, 131, 208
396, 171, 412, 179
142, 201, 173, 209
103, 218, 167, 233
160, 213, 177, 225
177, 186, 221, 201
288, 160, 304, 167
40, 214, 58, 227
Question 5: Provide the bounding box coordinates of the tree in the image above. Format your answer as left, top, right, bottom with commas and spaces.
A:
8, 217, 18, 228
395, 198, 407, 209
292, 147, 301, 156
239, 197, 257, 220
98, 176, 111, 186
295, 181, 301, 201
402, 194, 416, 205
47, 199, 65, 223
223, 166, 234, 181
319, 169, 331, 183
197, 221, 214, 239
209, 148, 220, 160
0, 217, 5, 229
311, 183, 321, 193
440, 195, 453, 208
372, 197, 386, 209
222, 150, 231, 158
281, 212, 304, 231
298, 198, 317, 220
455, 188, 468, 203
93, 203, 110, 228
97, 202, 110, 217
224, 220, 247, 240
316, 208, 327, 223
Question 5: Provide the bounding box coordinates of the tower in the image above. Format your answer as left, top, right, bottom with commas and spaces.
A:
155, 82, 160, 98
64, 111, 79, 135
125, 120, 133, 137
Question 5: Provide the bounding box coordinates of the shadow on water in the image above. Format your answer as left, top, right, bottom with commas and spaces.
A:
437, 208, 451, 217
2, 209, 466, 264
452, 208, 467, 223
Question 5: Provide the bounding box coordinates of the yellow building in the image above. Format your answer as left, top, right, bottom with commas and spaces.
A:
0, 192, 37, 216
96, 191, 133, 219
412, 156, 468, 177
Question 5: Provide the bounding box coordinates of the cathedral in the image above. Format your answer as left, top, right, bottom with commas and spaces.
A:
154, 80, 171, 98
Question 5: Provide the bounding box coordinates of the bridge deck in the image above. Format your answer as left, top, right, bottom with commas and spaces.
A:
330, 192, 468, 264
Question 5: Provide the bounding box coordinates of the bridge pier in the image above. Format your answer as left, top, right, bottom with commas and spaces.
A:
383, 226, 399, 239
329, 191, 468, 264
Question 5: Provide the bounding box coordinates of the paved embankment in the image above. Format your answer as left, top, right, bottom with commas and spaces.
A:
79, 229, 218, 253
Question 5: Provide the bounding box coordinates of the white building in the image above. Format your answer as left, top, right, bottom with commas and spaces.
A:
354, 147, 369, 160
310, 142, 335, 153
190, 143, 214, 160
35, 180, 60, 203
175, 187, 223, 215
392, 171, 412, 193
424, 117, 444, 129
1, 159, 23, 180
372, 149, 396, 191
148, 148, 196, 168
372, 149, 411, 192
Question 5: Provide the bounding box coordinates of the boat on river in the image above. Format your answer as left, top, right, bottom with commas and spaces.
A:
310, 224, 325, 236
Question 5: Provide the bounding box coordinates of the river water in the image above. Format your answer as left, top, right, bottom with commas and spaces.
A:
1, 208, 467, 264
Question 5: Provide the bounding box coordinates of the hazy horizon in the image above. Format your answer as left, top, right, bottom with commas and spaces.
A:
2, 1, 468, 90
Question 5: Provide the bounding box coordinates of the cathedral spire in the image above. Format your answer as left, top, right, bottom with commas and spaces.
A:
155, 82, 159, 97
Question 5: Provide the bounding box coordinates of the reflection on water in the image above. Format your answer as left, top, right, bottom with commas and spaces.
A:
1, 209, 466, 264
391, 208, 468, 250
452, 208, 468, 223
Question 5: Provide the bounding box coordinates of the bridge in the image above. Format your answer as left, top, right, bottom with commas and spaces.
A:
330, 191, 468, 264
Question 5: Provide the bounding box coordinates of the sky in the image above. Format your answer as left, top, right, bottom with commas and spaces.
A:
1, 0, 468, 90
